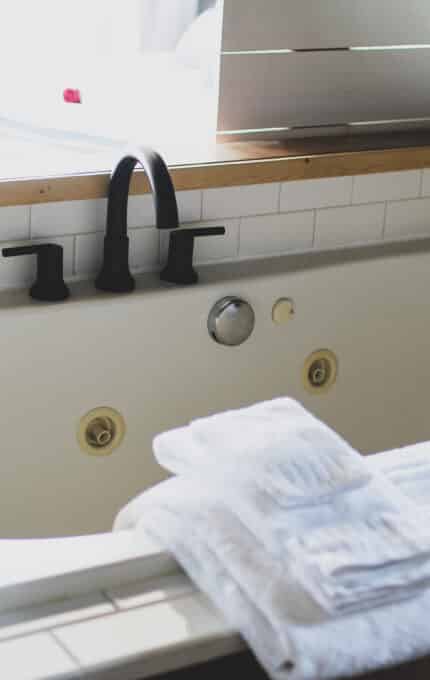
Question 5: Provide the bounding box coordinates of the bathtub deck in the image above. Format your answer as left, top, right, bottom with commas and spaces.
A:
0, 571, 243, 679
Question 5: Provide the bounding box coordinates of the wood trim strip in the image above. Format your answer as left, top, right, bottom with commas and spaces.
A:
1, 138, 430, 207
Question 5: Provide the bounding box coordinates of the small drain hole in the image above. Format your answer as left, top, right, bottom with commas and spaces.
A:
304, 350, 337, 393
308, 359, 331, 388
85, 417, 116, 450
78, 407, 126, 457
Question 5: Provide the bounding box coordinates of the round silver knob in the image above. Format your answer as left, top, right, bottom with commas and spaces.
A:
208, 296, 255, 346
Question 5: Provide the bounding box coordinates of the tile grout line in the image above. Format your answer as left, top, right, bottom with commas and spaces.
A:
27, 224, 179, 244
347, 196, 421, 207
49, 589, 201, 637
311, 209, 317, 248
349, 176, 355, 204
100, 587, 198, 616
72, 236, 77, 276
199, 190, 204, 222
101, 590, 120, 612
375, 195, 429, 206
200, 208, 284, 222
28, 205, 33, 239
419, 168, 425, 197
0, 602, 118, 646
381, 201, 388, 240
49, 629, 84, 671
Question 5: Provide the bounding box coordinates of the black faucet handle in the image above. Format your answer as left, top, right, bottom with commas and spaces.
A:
2, 244, 70, 302
177, 227, 225, 239
160, 227, 226, 285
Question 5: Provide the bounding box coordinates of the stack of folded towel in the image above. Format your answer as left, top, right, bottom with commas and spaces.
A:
114, 398, 430, 680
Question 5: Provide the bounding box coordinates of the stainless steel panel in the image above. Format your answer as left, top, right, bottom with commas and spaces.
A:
218, 49, 430, 131
222, 0, 430, 51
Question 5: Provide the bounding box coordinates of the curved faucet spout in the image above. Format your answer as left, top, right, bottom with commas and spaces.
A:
95, 147, 179, 294
107, 148, 179, 238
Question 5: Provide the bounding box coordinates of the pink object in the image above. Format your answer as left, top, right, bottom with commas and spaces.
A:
63, 89, 82, 104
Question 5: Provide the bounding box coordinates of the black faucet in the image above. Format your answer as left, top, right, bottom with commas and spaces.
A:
95, 148, 179, 293
161, 227, 226, 285
2, 244, 70, 301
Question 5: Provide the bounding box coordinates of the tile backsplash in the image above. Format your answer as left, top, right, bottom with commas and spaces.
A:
1, 170, 430, 291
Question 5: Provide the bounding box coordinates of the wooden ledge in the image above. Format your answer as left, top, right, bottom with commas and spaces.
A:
1, 131, 430, 207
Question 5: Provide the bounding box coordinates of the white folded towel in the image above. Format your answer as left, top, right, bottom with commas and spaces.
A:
114, 442, 430, 533
134, 481, 290, 673
153, 399, 414, 556
114, 400, 430, 680
131, 476, 430, 680
370, 441, 430, 505
285, 513, 430, 616
155, 400, 430, 506
154, 399, 370, 501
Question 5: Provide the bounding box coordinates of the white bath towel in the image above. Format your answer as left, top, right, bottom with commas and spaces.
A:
114, 403, 430, 679
114, 442, 430, 531
370, 441, 430, 505
152, 399, 414, 556
154, 399, 370, 498
130, 476, 430, 680
284, 513, 430, 616
114, 442, 430, 533
155, 400, 430, 506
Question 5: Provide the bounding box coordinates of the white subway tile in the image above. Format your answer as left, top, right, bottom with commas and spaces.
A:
0, 633, 77, 679
75, 229, 159, 277
129, 228, 160, 271
352, 171, 421, 204
0, 206, 30, 241
160, 220, 240, 266
128, 190, 201, 229
202, 183, 280, 220
74, 233, 103, 276
385, 198, 430, 240
55, 593, 230, 669
420, 169, 430, 196
194, 220, 239, 263
314, 203, 385, 249
177, 190, 202, 224
239, 211, 314, 258
0, 593, 113, 641
107, 573, 195, 611
127, 195, 155, 229
0, 236, 74, 289
280, 177, 353, 212
0, 240, 36, 289
31, 199, 107, 237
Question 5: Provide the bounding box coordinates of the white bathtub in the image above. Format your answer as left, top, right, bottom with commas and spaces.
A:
2, 239, 430, 607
